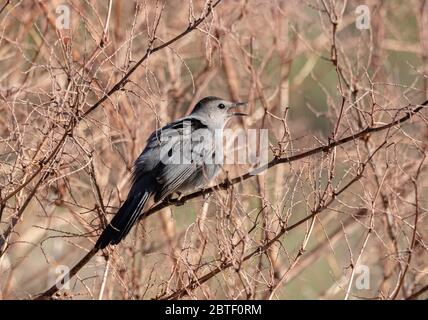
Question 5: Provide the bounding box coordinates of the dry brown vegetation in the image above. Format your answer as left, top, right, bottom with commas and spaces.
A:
0, 0, 428, 300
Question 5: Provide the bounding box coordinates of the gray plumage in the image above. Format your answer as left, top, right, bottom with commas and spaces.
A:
96, 97, 246, 249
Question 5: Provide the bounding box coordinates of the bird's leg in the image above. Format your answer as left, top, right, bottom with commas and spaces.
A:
165, 192, 186, 206
174, 192, 185, 206
202, 191, 212, 200
164, 194, 175, 204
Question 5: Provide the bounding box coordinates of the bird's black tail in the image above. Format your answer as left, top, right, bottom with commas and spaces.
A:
95, 186, 151, 249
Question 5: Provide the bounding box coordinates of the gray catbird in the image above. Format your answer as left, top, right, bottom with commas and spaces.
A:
96, 96, 246, 249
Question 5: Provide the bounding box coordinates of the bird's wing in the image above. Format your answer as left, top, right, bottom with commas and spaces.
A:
132, 116, 199, 180
152, 116, 215, 201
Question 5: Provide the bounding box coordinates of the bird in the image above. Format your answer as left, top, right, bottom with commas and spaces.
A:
95, 96, 247, 249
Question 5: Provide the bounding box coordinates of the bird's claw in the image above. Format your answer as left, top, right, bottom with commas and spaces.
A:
165, 193, 185, 206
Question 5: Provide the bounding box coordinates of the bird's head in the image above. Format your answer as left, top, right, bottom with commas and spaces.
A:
190, 96, 247, 128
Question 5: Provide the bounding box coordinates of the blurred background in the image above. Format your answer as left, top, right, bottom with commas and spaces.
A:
0, 0, 427, 299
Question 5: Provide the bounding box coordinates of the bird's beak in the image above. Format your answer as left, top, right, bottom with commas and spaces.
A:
229, 102, 248, 117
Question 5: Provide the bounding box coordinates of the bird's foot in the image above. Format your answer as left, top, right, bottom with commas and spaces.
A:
165, 192, 186, 206
202, 189, 212, 200
175, 192, 186, 206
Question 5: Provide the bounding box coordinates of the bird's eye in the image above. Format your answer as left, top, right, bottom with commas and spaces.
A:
218, 103, 225, 109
